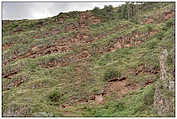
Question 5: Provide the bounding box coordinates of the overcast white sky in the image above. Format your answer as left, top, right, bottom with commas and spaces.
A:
2, 2, 125, 20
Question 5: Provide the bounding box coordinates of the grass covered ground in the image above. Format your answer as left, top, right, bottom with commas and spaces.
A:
2, 2, 175, 117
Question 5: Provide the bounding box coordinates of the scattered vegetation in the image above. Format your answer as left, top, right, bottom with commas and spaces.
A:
2, 2, 175, 117
48, 88, 61, 102
104, 68, 121, 81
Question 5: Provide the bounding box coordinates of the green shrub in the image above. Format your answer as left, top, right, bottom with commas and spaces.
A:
49, 88, 61, 102
130, 17, 139, 24
165, 18, 174, 28
146, 40, 158, 49
167, 49, 175, 64
92, 7, 100, 15
162, 19, 174, 31
162, 25, 168, 31
104, 68, 121, 81
92, 5, 115, 21
156, 31, 164, 40
146, 25, 152, 33
113, 102, 125, 111
143, 85, 155, 105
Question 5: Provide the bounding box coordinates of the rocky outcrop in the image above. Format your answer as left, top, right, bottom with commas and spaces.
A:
154, 49, 175, 116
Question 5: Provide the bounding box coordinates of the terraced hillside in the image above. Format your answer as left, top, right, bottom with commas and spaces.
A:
2, 2, 175, 117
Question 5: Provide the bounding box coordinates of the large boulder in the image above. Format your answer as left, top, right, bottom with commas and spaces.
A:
154, 49, 175, 116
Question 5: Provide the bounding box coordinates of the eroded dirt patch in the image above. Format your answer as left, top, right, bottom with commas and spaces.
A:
2, 71, 18, 79
3, 23, 129, 66
104, 77, 141, 98
3, 43, 13, 51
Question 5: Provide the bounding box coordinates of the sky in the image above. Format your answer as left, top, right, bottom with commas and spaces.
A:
2, 2, 125, 20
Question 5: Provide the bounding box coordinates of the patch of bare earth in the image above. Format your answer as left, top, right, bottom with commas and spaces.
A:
59, 65, 158, 113
2, 71, 18, 79
3, 43, 13, 51
104, 77, 141, 98
3, 22, 129, 66
109, 30, 158, 52
40, 29, 158, 69
61, 78, 141, 108
142, 10, 174, 24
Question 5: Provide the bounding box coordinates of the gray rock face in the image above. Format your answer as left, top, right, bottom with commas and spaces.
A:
154, 49, 175, 116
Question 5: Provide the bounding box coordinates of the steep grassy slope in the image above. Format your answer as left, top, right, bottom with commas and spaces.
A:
2, 2, 175, 117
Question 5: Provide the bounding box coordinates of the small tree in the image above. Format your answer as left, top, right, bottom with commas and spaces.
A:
92, 5, 115, 21
165, 18, 174, 28
92, 7, 100, 15
118, 4, 128, 19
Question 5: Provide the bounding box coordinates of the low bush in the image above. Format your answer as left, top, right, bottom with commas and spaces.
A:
143, 85, 155, 105
156, 31, 164, 40
48, 88, 61, 102
104, 68, 121, 81
92, 5, 115, 22
146, 25, 153, 33
165, 18, 174, 28
113, 102, 125, 111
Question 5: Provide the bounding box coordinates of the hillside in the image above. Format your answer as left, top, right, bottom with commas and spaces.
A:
2, 2, 175, 117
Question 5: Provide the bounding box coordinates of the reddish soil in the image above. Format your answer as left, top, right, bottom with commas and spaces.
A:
143, 17, 154, 24
142, 10, 174, 24
2, 71, 18, 79
3, 23, 129, 67
61, 70, 156, 108
39, 29, 158, 69
144, 79, 154, 87
63, 77, 142, 106
2, 43, 13, 51
13, 79, 25, 87
108, 30, 158, 52
166, 11, 174, 20
95, 95, 104, 104
104, 77, 141, 98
